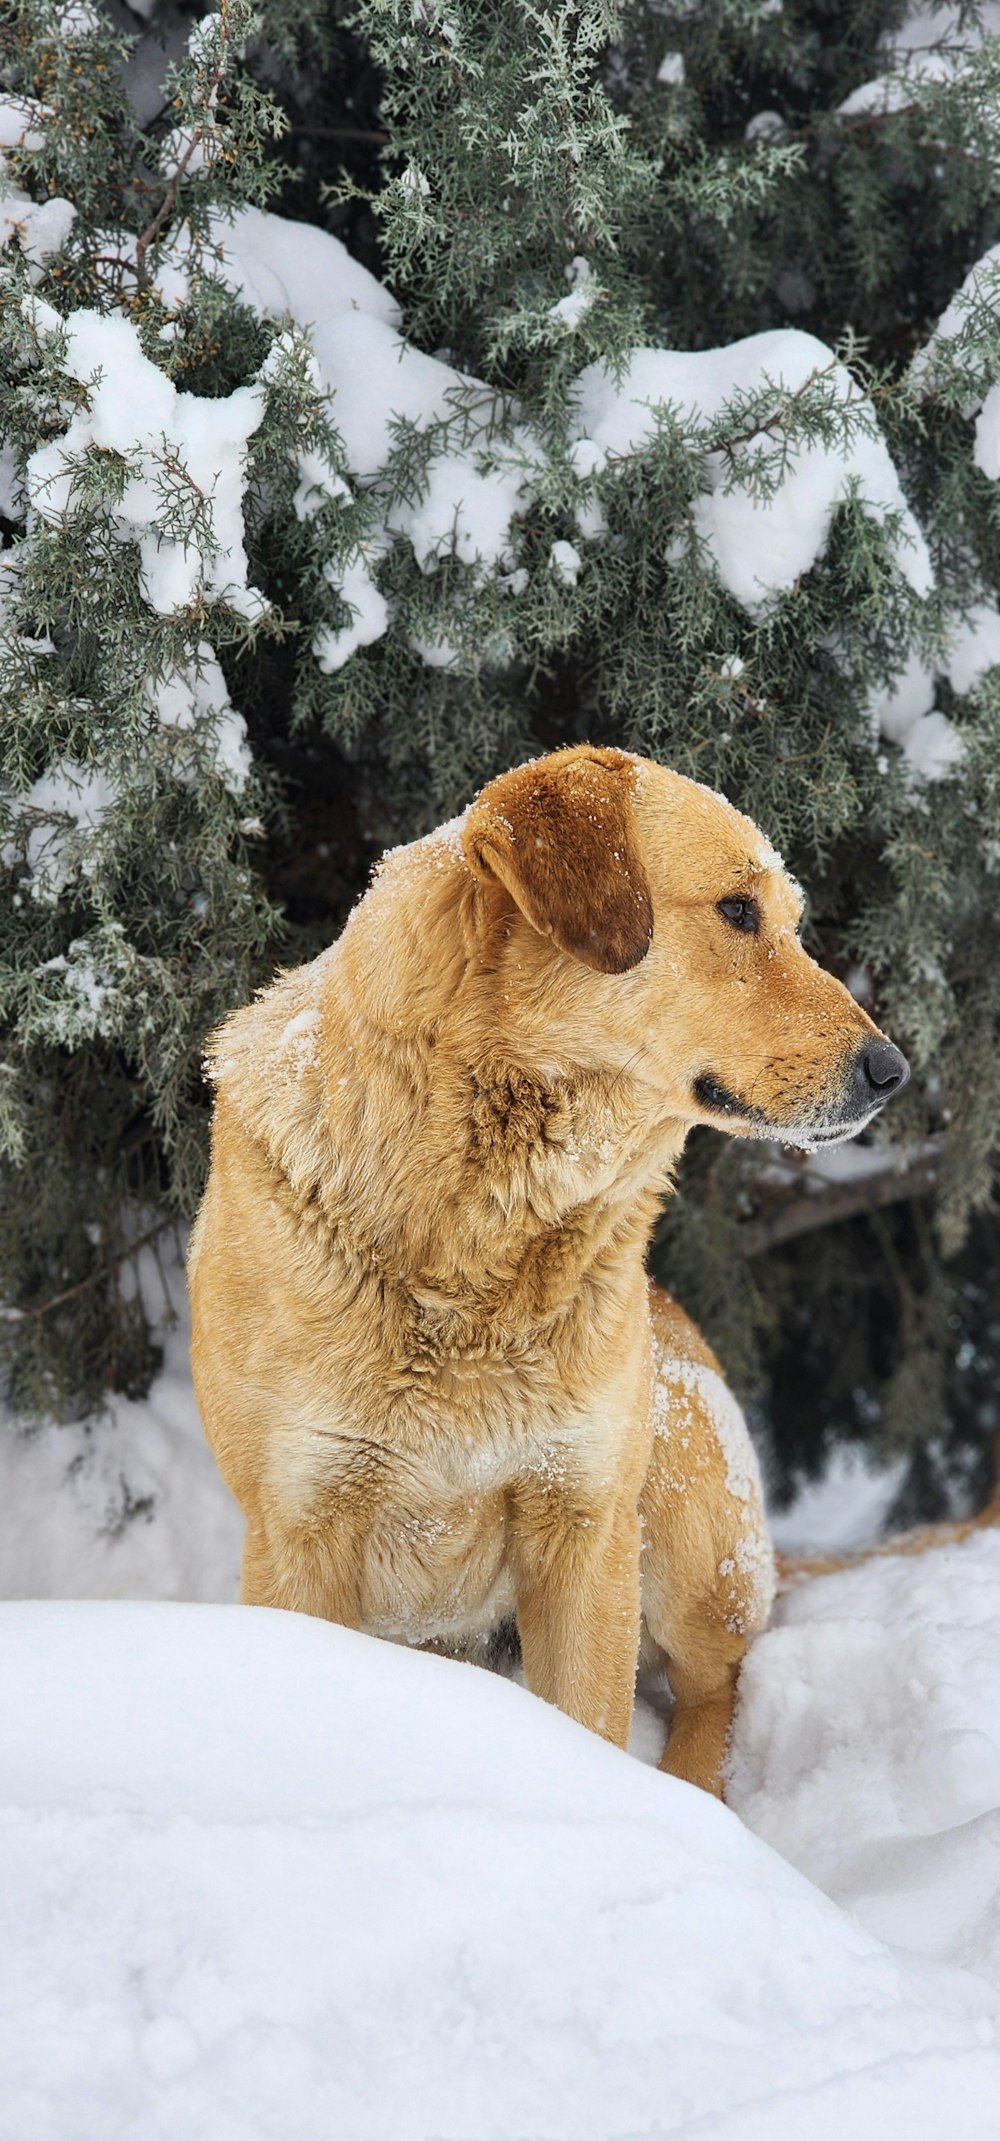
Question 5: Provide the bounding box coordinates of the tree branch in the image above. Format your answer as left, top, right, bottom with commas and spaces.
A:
134, 4, 234, 292
735, 1139, 944, 1258
0, 1219, 174, 1325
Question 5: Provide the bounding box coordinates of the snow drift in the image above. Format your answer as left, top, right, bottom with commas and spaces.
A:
1, 1582, 999, 2141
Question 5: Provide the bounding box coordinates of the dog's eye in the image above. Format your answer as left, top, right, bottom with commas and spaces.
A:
717, 897, 760, 936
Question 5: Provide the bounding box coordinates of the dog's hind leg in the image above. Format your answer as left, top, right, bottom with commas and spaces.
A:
640, 1462, 773, 1795
640, 1287, 775, 1796
640, 1569, 752, 1799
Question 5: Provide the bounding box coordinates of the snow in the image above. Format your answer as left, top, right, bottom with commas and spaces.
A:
1, 1585, 999, 2141
26, 307, 266, 617
214, 212, 932, 646
767, 1137, 932, 1193
2, 1251, 1000, 2129
869, 649, 936, 745
291, 446, 352, 522
0, 170, 75, 278
864, 596, 1000, 783
549, 537, 581, 584
729, 1533, 1000, 1987
946, 601, 1000, 691
313, 548, 390, 672
769, 1445, 909, 1555
209, 204, 400, 332
915, 242, 1000, 488
0, 1246, 241, 1602
745, 109, 787, 142
917, 240, 1000, 393
914, 239, 1000, 495
215, 206, 542, 587
568, 330, 932, 614
1, 759, 118, 903
657, 51, 686, 86
839, 3, 1000, 118
866, 647, 966, 782
299, 311, 540, 572
151, 644, 253, 795
0, 440, 22, 519
56, 1, 102, 33
548, 255, 596, 330
899, 704, 966, 779
2, 193, 917, 682
915, 240, 1000, 476
408, 625, 462, 668
0, 96, 48, 152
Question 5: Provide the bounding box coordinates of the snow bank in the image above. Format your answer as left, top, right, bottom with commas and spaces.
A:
1, 1595, 998, 2141
0, 1246, 241, 1603
3, 1249, 1000, 2133
730, 1531, 1000, 1987
568, 330, 931, 613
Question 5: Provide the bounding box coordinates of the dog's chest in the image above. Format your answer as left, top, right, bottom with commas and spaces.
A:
276, 1352, 632, 1645
359, 1401, 609, 1643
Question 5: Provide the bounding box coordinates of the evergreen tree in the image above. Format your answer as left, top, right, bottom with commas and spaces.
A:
4, 0, 1000, 1521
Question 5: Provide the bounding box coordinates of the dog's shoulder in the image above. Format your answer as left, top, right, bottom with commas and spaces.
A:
204, 951, 337, 1192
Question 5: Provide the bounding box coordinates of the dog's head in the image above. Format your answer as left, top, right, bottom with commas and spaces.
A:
462, 745, 908, 1149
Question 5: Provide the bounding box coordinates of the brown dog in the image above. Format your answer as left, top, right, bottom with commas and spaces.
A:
189, 747, 909, 1794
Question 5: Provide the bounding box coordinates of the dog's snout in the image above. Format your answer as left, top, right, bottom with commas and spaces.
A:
856, 1041, 910, 1102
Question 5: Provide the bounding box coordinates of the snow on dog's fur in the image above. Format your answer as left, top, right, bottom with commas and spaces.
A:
190, 746, 908, 1793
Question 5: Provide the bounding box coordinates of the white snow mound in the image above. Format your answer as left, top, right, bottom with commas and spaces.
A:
1, 1593, 998, 2141
729, 1529, 1000, 1989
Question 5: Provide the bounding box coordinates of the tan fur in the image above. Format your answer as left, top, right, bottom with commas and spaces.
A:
190, 746, 897, 1796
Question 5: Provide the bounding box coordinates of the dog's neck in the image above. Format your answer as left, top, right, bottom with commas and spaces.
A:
313, 1005, 686, 1327
213, 847, 689, 1332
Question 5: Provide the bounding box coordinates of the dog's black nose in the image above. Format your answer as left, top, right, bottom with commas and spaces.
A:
856, 1041, 910, 1101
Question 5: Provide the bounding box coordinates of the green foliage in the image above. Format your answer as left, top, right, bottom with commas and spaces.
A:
3, 0, 1000, 1519
0, 0, 307, 1409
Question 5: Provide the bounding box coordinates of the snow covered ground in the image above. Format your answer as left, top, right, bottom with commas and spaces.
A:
2, 1248, 1000, 2136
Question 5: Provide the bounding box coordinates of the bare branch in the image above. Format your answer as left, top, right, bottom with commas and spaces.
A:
736, 1139, 945, 1258
134, 4, 234, 292
0, 1219, 174, 1325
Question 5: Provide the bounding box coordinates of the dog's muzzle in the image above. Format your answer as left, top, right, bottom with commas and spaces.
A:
853, 1041, 910, 1107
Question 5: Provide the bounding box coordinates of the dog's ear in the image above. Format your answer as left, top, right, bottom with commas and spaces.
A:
462, 748, 653, 975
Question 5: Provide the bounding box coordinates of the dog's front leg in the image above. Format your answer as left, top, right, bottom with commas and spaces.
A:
511, 1485, 641, 1748
240, 1506, 363, 1627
